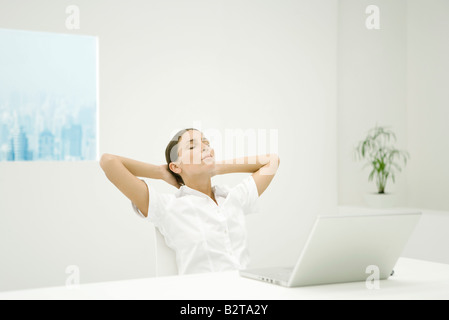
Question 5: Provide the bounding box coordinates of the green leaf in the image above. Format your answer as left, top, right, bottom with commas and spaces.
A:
362, 162, 371, 170
354, 125, 409, 189
368, 169, 375, 182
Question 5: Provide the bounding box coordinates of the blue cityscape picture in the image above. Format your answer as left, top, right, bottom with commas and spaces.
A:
0, 29, 97, 162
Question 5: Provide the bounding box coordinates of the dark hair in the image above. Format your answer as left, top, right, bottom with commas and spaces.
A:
165, 128, 200, 186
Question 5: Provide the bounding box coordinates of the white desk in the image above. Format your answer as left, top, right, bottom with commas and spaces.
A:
1, 258, 448, 300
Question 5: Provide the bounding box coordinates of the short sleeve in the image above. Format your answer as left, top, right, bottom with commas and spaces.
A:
131, 179, 175, 225
231, 175, 261, 215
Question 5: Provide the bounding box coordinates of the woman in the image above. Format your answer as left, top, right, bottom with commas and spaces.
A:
100, 128, 280, 275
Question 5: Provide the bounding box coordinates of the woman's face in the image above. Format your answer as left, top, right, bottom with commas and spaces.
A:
173, 130, 215, 178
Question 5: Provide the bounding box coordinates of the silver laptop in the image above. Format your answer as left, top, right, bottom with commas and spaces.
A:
240, 212, 422, 287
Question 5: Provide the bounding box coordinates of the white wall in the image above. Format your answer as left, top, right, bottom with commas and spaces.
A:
338, 0, 449, 264
0, 162, 155, 291
337, 0, 408, 207
406, 0, 449, 211
0, 0, 338, 291
338, 0, 449, 212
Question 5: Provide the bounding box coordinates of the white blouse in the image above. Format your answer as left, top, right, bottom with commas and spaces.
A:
132, 175, 261, 275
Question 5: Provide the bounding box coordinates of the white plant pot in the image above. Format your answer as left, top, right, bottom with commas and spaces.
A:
364, 193, 397, 209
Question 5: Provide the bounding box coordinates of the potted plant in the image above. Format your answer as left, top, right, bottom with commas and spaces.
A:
354, 125, 410, 208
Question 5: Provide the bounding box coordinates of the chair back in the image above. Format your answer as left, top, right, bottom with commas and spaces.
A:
154, 227, 178, 276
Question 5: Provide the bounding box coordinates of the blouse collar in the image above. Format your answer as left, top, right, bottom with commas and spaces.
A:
176, 183, 229, 199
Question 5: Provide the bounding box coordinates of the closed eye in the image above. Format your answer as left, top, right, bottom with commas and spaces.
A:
187, 139, 209, 150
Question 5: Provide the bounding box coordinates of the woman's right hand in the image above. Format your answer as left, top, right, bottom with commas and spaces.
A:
159, 164, 181, 189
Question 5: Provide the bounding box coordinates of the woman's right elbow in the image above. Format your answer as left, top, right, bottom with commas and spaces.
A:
100, 153, 116, 169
